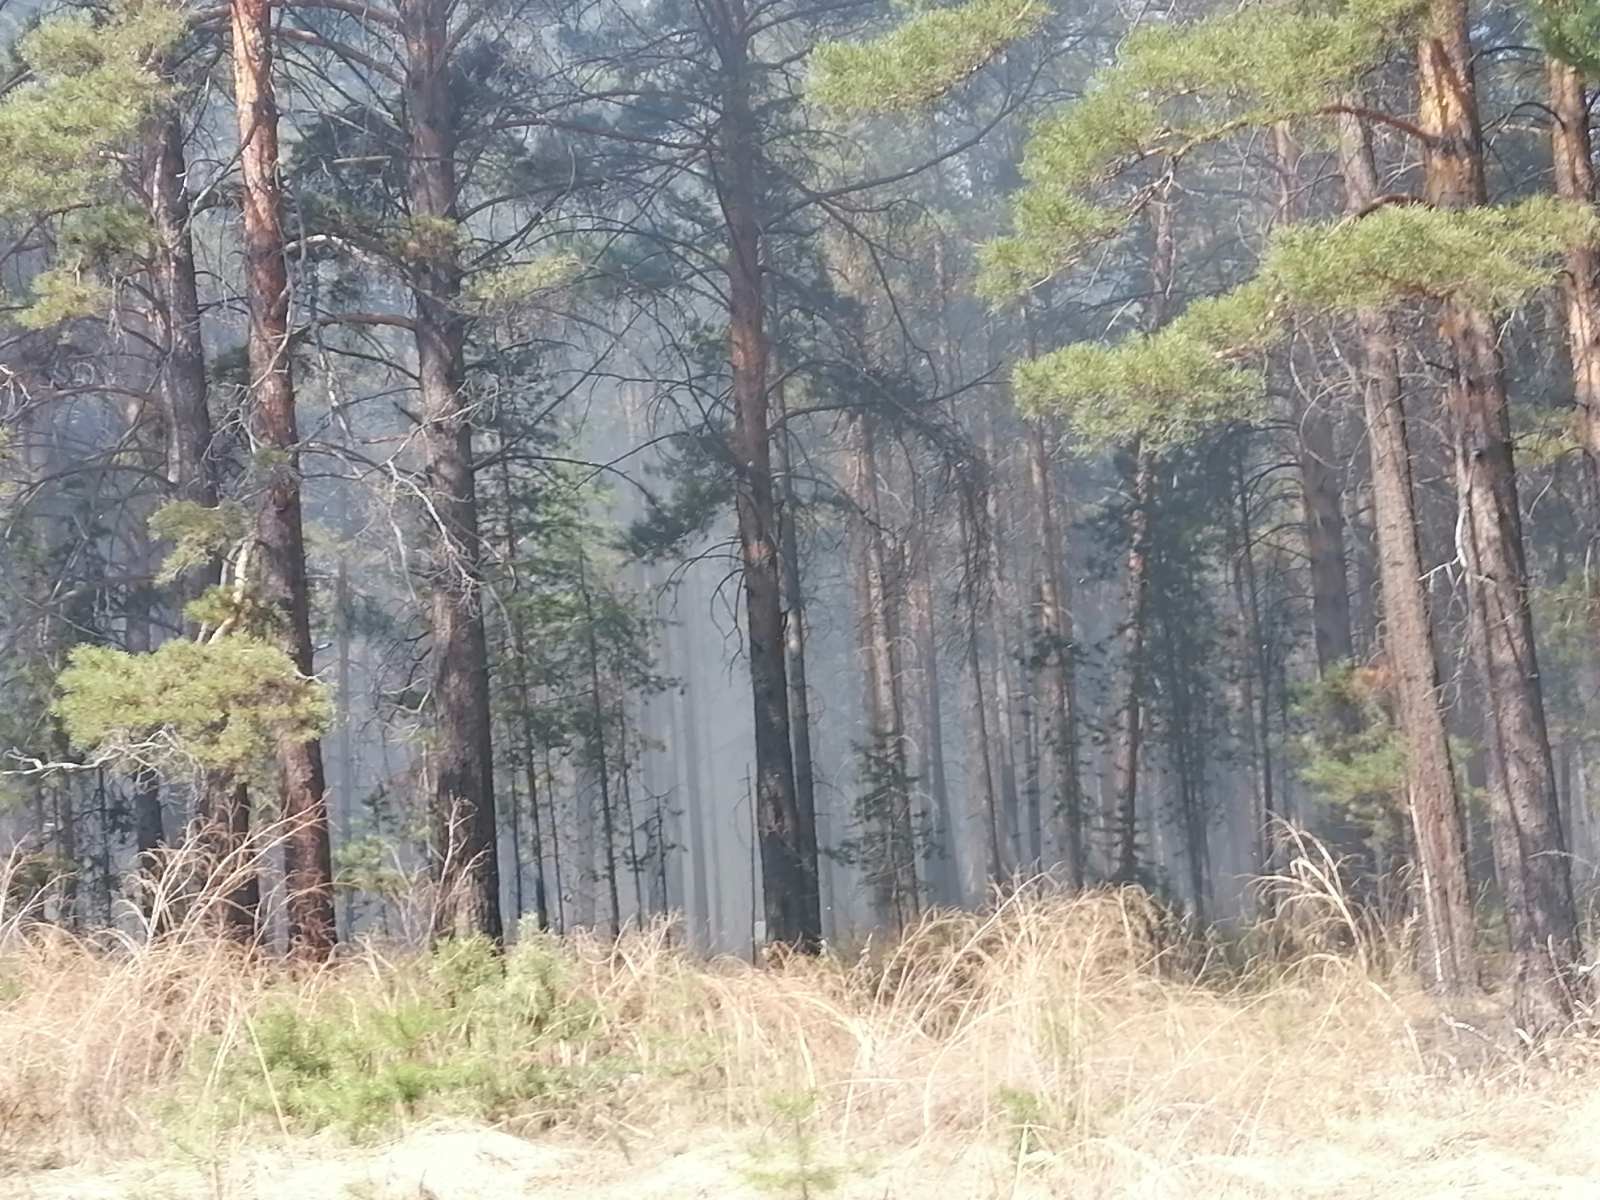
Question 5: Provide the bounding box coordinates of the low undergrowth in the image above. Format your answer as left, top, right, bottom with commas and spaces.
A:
2, 854, 1596, 1194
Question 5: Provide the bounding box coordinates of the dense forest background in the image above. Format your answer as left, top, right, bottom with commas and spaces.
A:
5, 0, 1600, 1031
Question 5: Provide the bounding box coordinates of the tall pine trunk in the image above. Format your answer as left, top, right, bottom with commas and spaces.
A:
402, 0, 502, 942
1418, 1, 1580, 1024
231, 0, 334, 956
716, 7, 818, 949
1336, 107, 1475, 992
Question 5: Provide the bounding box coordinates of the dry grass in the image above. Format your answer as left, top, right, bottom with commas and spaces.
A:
3, 841, 1600, 1198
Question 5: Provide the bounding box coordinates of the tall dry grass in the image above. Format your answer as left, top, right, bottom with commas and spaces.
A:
2, 834, 1597, 1194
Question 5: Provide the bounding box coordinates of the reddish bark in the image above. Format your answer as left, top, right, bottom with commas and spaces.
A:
231, 0, 335, 956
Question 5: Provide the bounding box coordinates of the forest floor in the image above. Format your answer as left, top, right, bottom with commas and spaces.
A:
6, 881, 1600, 1199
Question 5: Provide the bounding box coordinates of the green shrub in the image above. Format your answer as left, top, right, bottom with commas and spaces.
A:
198, 935, 616, 1137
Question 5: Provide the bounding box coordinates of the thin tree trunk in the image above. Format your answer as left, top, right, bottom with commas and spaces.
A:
498, 452, 551, 933
231, 0, 334, 956
545, 746, 565, 934
1296, 398, 1355, 672
1019, 594, 1043, 869
1111, 449, 1152, 884
981, 416, 1022, 865
579, 551, 622, 938
402, 0, 502, 943
147, 115, 216, 519
1026, 417, 1082, 886
335, 559, 356, 937
1233, 450, 1277, 879
773, 375, 822, 935
507, 767, 524, 926
850, 413, 918, 927
1418, 2, 1580, 1025
219, 780, 261, 942
908, 507, 957, 905
144, 111, 223, 927
1273, 126, 1356, 677
959, 492, 1006, 887
619, 704, 646, 923
1549, 62, 1600, 477
122, 519, 165, 873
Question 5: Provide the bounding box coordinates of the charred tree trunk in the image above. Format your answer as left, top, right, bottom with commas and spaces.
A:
907, 498, 957, 905
1418, 5, 1580, 1024
1026, 417, 1083, 886
147, 115, 216, 520
773, 376, 823, 936
1232, 449, 1277, 879
402, 0, 502, 943
215, 780, 261, 942
1111, 449, 1152, 884
578, 552, 622, 938
980, 415, 1023, 865
850, 413, 918, 927
230, 0, 334, 956
959, 490, 1007, 888
1337, 107, 1475, 992
144, 110, 230, 928
1296, 400, 1355, 673
1273, 126, 1355, 678
715, 6, 818, 949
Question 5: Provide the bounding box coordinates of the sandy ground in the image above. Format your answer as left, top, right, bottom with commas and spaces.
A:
12, 1107, 1600, 1200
